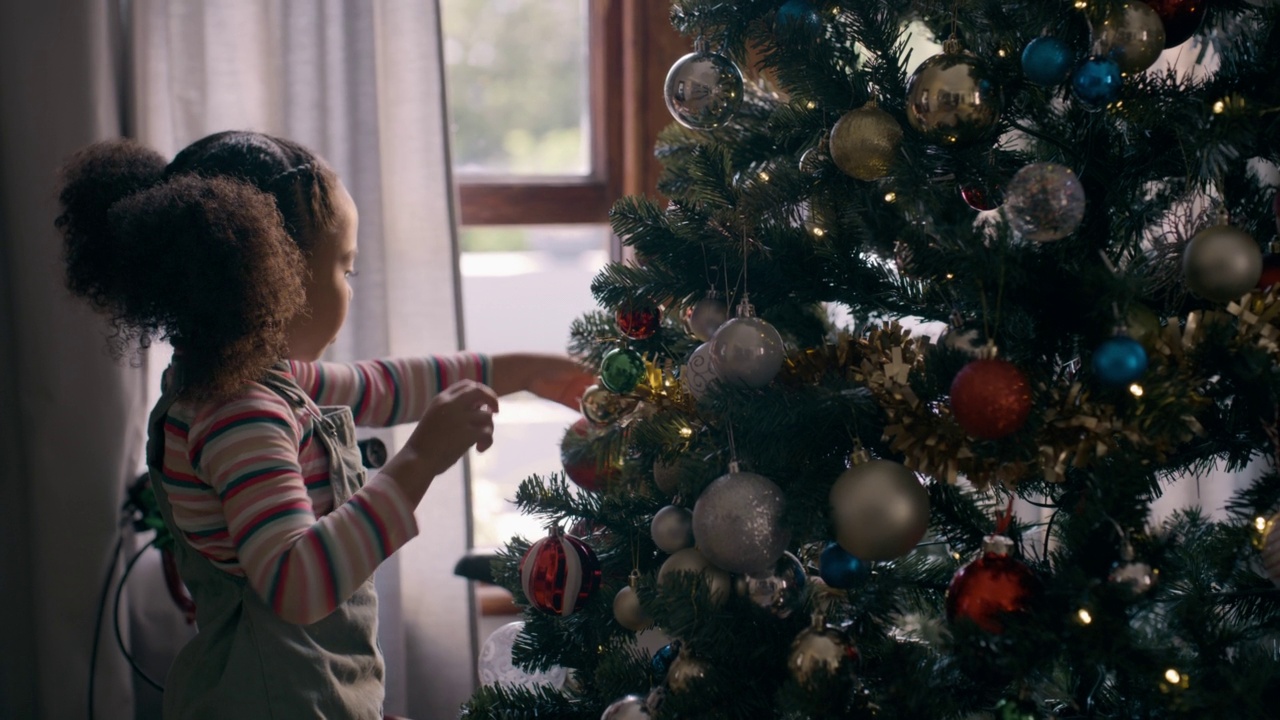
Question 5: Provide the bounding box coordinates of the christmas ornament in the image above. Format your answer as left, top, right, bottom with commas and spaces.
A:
666, 649, 710, 693
1092, 332, 1149, 386
692, 462, 790, 574
945, 535, 1040, 633
1003, 162, 1086, 242
949, 355, 1033, 440
708, 298, 786, 388
681, 341, 719, 400
600, 347, 646, 393
657, 547, 732, 604
1147, 0, 1209, 47
1108, 550, 1158, 596
1071, 55, 1124, 109
651, 641, 681, 684
905, 38, 1003, 145
1258, 241, 1280, 291
819, 542, 871, 589
735, 551, 806, 618
613, 578, 653, 632
664, 47, 744, 130
477, 621, 570, 688
1262, 513, 1280, 586
994, 698, 1038, 720
1092, 2, 1167, 74
960, 182, 1003, 212
519, 529, 602, 616
1126, 303, 1162, 348
685, 291, 729, 341
787, 614, 857, 690
940, 318, 987, 357
652, 458, 685, 496
580, 384, 638, 426
829, 452, 930, 561
561, 417, 618, 492
601, 695, 651, 719
651, 505, 695, 554
1182, 220, 1262, 302
829, 102, 903, 181
1021, 36, 1075, 86
616, 302, 662, 340
775, 0, 822, 35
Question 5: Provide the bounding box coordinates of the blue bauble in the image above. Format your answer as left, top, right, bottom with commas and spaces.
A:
1022, 37, 1074, 86
651, 641, 681, 682
1071, 56, 1123, 110
1092, 335, 1148, 386
819, 542, 871, 589
776, 0, 821, 34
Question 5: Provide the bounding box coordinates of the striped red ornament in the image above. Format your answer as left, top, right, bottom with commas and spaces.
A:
519, 529, 602, 616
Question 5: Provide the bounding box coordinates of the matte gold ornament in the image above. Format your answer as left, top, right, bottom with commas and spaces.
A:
657, 547, 732, 605
830, 102, 903, 181
612, 576, 653, 632
1182, 220, 1262, 302
829, 451, 930, 561
1092, 2, 1167, 75
905, 38, 1003, 146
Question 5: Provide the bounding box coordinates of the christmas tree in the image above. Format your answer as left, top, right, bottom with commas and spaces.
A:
461, 1, 1280, 718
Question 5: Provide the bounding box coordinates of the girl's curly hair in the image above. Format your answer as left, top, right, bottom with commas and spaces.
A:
55, 132, 341, 402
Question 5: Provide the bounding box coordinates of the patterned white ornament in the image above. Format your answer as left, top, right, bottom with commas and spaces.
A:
681, 342, 718, 399
477, 621, 569, 688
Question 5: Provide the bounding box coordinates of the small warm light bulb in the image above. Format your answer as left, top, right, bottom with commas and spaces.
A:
1073, 0, 1088, 8
758, 171, 771, 182
951, 551, 962, 560
1255, 516, 1269, 532
997, 48, 1007, 58
1077, 608, 1093, 625
1129, 383, 1144, 397
1213, 99, 1226, 114
678, 426, 693, 438
883, 192, 897, 203
945, 273, 955, 280
811, 227, 827, 237
1164, 669, 1181, 684
806, 100, 817, 110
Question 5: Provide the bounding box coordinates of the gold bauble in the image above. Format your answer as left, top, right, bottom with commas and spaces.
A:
1125, 303, 1162, 349
905, 44, 1003, 146
830, 104, 903, 181
1092, 2, 1166, 75
580, 384, 639, 426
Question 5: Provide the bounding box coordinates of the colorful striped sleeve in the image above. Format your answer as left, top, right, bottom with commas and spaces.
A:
190, 389, 418, 624
288, 354, 492, 427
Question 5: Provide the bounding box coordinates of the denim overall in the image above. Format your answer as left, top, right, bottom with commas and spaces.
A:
147, 364, 384, 719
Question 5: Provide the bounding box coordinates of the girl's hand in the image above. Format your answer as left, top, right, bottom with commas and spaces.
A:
490, 353, 595, 411
382, 379, 499, 504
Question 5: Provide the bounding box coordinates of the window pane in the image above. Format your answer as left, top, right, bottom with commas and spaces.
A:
440, 0, 590, 177
460, 225, 609, 548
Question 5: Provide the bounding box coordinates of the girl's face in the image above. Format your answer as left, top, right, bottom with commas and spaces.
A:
285, 181, 358, 361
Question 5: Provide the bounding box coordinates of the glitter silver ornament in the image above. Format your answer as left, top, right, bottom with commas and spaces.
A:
708, 300, 786, 388
1003, 162, 1086, 242
829, 456, 930, 561
1182, 221, 1262, 302
1092, 1, 1166, 75
601, 694, 652, 719
652, 458, 686, 496
664, 49, 744, 130
657, 547, 732, 605
685, 292, 730, 341
651, 505, 695, 554
787, 616, 856, 690
666, 650, 710, 693
612, 585, 653, 632
681, 341, 719, 400
693, 464, 790, 574
734, 551, 806, 618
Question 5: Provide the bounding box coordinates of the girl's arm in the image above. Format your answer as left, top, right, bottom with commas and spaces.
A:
488, 353, 594, 410
287, 354, 491, 427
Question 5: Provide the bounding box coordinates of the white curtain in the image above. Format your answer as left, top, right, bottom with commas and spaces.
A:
0, 2, 475, 719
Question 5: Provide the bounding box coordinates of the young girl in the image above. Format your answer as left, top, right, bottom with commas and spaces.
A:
56, 130, 593, 719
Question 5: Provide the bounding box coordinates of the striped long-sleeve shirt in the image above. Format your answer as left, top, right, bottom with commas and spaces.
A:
159, 354, 491, 624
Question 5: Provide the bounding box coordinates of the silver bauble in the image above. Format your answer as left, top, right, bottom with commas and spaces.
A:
734, 551, 806, 618
905, 46, 1003, 145
686, 293, 730, 341
651, 505, 695, 554
601, 694, 652, 720
666, 651, 709, 693
1003, 162, 1086, 242
829, 459, 930, 561
1182, 223, 1262, 302
693, 469, 789, 574
681, 341, 719, 400
612, 586, 653, 632
940, 323, 985, 357
787, 623, 854, 690
580, 384, 639, 426
664, 51, 744, 130
652, 458, 686, 496
657, 547, 731, 605
1092, 2, 1166, 75
708, 316, 785, 388
1108, 560, 1158, 595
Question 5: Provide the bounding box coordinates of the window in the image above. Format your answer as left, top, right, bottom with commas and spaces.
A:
440, 0, 685, 620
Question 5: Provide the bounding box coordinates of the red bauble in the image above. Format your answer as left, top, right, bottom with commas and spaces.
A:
960, 183, 1003, 211
949, 358, 1033, 440
1258, 252, 1280, 291
945, 536, 1040, 633
519, 530, 602, 616
1145, 0, 1208, 48
616, 302, 662, 340
560, 417, 617, 492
